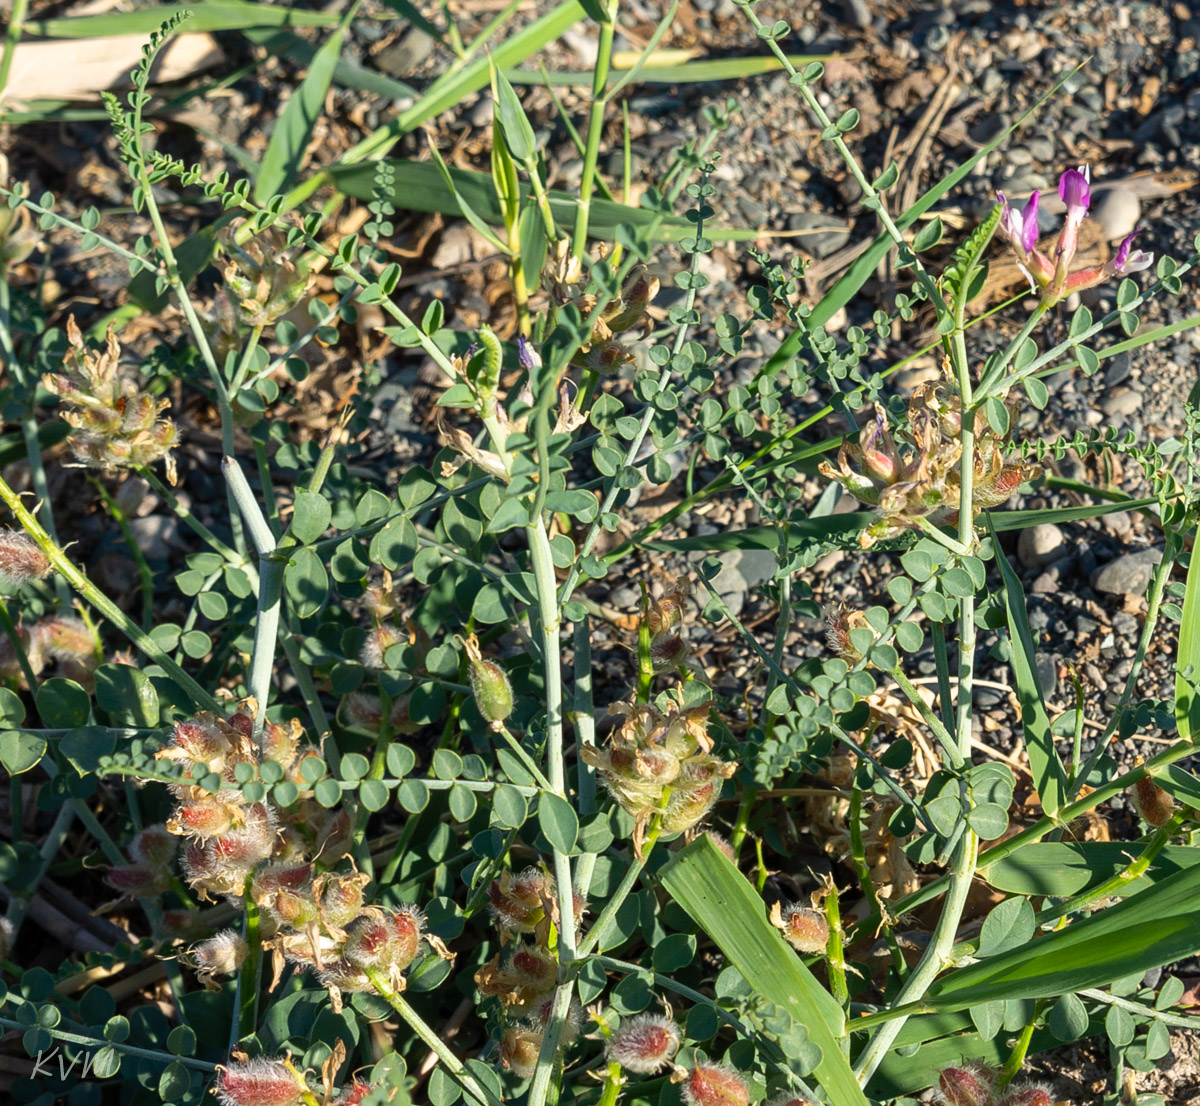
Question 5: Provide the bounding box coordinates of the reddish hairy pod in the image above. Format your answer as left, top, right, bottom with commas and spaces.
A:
606, 1013, 681, 1074
770, 902, 830, 955
1131, 773, 1175, 827
998, 1085, 1053, 1106
682, 1064, 750, 1106
936, 1065, 997, 1106
189, 929, 249, 981
215, 1058, 303, 1106
130, 825, 176, 867
0, 529, 51, 587
500, 1025, 543, 1079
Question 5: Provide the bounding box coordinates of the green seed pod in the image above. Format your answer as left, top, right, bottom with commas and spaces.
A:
465, 633, 513, 725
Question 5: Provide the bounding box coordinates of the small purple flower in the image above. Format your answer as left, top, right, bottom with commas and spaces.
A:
517, 334, 542, 371
1058, 165, 1091, 226
997, 190, 1040, 256
1110, 230, 1154, 275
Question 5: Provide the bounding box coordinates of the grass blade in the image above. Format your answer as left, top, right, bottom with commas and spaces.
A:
508, 53, 834, 87
1175, 540, 1200, 742
659, 837, 869, 1106
24, 2, 343, 37
982, 841, 1200, 897
328, 158, 765, 241
255, 21, 347, 202
987, 514, 1069, 817
922, 861, 1200, 1010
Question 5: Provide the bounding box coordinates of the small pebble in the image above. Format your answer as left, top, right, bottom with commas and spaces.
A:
1018, 523, 1067, 568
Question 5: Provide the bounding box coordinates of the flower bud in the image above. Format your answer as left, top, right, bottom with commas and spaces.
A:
682, 1064, 750, 1106
215, 1058, 304, 1106
606, 1013, 681, 1074
465, 634, 513, 726
335, 1081, 375, 1106
317, 872, 369, 929
770, 902, 830, 955
824, 604, 876, 664
1131, 767, 1175, 828
998, 1085, 1053, 1106
936, 1064, 996, 1106
489, 867, 550, 934
189, 929, 249, 982
0, 530, 50, 588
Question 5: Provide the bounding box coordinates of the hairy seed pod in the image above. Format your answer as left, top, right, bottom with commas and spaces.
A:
130, 825, 177, 867
998, 1085, 1053, 1106
0, 530, 51, 588
500, 1025, 543, 1079
1131, 772, 1175, 827
770, 902, 830, 955
465, 634, 513, 725
682, 1064, 750, 1106
189, 929, 249, 981
606, 1013, 681, 1074
215, 1058, 303, 1106
936, 1064, 997, 1106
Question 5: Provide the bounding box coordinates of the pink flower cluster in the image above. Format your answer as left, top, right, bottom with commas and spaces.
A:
997, 165, 1153, 304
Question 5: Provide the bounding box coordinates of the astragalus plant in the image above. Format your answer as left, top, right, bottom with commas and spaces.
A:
1, 8, 1200, 1106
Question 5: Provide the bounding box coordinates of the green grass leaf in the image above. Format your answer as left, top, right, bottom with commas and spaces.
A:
24, 2, 343, 37
982, 841, 1200, 897
1176, 542, 1200, 742
507, 53, 834, 86
329, 158, 763, 242
659, 837, 869, 1106
987, 514, 1069, 817
255, 24, 347, 202
923, 861, 1200, 1010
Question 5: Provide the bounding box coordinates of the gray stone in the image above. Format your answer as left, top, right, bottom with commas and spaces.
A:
841, 0, 872, 28
375, 29, 436, 76
1018, 523, 1066, 568
1100, 510, 1133, 538
128, 514, 182, 561
1093, 188, 1140, 241
786, 211, 852, 258
710, 549, 779, 618
432, 225, 477, 270
1101, 388, 1143, 418
469, 93, 494, 129
1091, 548, 1163, 597
1103, 352, 1133, 388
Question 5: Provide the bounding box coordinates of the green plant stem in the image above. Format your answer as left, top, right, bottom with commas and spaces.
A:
222, 457, 281, 738
0, 595, 39, 690
572, 616, 599, 899
89, 476, 154, 630
1078, 987, 1200, 1031
890, 666, 963, 768
571, 0, 618, 260
1038, 810, 1184, 926
0, 1017, 217, 1071
1074, 545, 1176, 792
0, 471, 220, 709
3, 804, 73, 942
365, 968, 505, 1106
864, 736, 1200, 930
235, 876, 262, 1045
494, 722, 554, 791
137, 466, 244, 566
975, 304, 1047, 399
853, 828, 978, 1084
577, 815, 663, 958
824, 884, 850, 1040
0, 0, 31, 102
995, 999, 1043, 1091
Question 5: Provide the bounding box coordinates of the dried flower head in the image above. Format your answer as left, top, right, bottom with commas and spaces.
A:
770, 902, 830, 954
606, 1013, 682, 1074
682, 1064, 750, 1106
216, 220, 312, 328
215, 1058, 306, 1106
0, 530, 50, 589
44, 317, 178, 483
